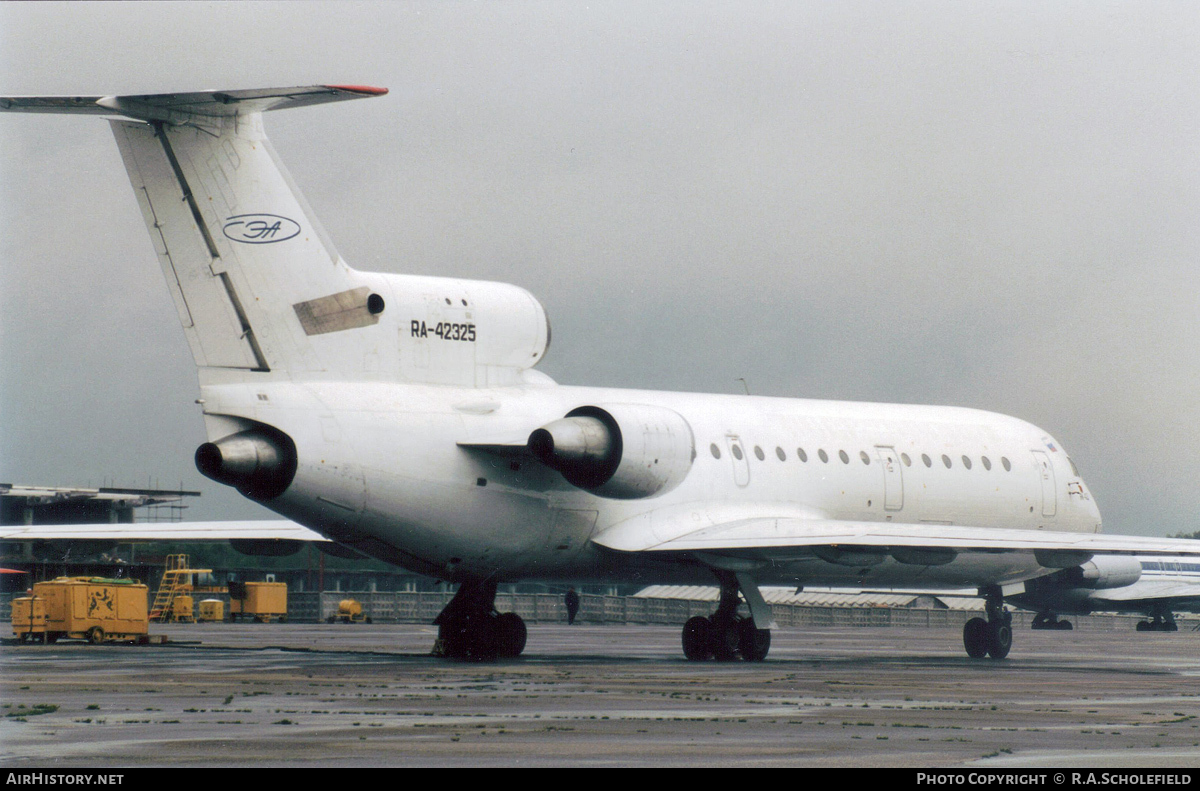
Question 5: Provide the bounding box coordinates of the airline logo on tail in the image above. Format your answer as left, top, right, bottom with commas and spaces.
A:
222, 214, 301, 244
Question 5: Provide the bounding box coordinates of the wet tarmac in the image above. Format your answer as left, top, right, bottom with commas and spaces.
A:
2, 622, 1199, 767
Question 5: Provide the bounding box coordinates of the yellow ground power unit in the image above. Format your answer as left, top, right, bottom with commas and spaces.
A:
170, 595, 195, 623
197, 599, 225, 622
11, 577, 149, 644
228, 581, 287, 623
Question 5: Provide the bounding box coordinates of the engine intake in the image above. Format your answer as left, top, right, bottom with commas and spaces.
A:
195, 427, 298, 501
528, 404, 694, 499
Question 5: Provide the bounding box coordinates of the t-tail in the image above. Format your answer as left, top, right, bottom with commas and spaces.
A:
1, 87, 551, 389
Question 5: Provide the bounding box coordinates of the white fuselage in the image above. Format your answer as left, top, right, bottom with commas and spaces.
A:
200, 378, 1102, 589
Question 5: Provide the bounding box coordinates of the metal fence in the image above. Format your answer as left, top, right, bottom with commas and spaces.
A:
1, 589, 1193, 632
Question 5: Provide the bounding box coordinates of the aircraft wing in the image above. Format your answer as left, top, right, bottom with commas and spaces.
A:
592, 516, 1200, 560
1086, 579, 1200, 607
0, 520, 328, 542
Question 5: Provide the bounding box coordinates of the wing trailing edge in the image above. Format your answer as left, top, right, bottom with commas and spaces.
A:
0, 520, 328, 543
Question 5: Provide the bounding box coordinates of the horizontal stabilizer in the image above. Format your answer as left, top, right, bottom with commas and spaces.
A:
0, 85, 387, 122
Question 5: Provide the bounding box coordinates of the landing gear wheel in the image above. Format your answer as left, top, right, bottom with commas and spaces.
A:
711, 619, 741, 662
87, 627, 105, 645
963, 617, 989, 658
1137, 620, 1151, 632
495, 612, 527, 658
738, 619, 771, 662
986, 621, 1012, 659
1031, 612, 1065, 630
440, 614, 499, 661
682, 616, 712, 661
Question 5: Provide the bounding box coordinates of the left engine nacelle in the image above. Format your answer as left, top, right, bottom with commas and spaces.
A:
195, 426, 298, 501
528, 404, 695, 499
1054, 556, 1143, 590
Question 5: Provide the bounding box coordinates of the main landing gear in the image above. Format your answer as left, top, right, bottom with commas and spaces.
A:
681, 571, 771, 662
1136, 610, 1178, 632
433, 579, 527, 660
963, 586, 1013, 659
1031, 611, 1073, 630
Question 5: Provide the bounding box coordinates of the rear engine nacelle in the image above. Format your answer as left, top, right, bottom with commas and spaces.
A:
528, 404, 695, 499
1055, 555, 1143, 590
195, 426, 298, 501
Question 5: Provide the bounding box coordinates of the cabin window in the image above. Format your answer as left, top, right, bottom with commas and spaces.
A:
754, 445, 765, 461
981, 456, 992, 471
797, 447, 808, 462
818, 449, 829, 463
962, 455, 972, 470
859, 450, 870, 465
839, 450, 850, 464
776, 446, 786, 461
732, 444, 744, 461
710, 443, 721, 459
1001, 456, 1012, 472
901, 453, 911, 466
942, 454, 952, 468
922, 454, 932, 467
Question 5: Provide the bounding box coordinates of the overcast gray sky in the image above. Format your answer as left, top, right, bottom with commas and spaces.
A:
2, 2, 1198, 535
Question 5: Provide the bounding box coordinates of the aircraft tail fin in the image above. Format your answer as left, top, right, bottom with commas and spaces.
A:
3, 86, 387, 377
2, 86, 551, 388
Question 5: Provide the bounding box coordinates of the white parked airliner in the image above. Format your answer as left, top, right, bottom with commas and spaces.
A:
4, 85, 1198, 661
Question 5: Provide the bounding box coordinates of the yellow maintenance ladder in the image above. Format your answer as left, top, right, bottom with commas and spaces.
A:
150, 554, 213, 622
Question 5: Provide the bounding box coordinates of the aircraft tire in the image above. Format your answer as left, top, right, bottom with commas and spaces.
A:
1058, 620, 1073, 631
1136, 621, 1151, 632
682, 616, 712, 661
986, 621, 1012, 659
711, 619, 741, 662
88, 627, 105, 645
738, 619, 771, 662
438, 613, 499, 661
495, 612, 527, 658
963, 617, 989, 658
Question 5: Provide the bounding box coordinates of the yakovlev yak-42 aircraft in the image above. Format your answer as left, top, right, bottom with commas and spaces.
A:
5, 85, 1199, 661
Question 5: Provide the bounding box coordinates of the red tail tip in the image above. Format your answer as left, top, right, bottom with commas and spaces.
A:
325, 85, 389, 96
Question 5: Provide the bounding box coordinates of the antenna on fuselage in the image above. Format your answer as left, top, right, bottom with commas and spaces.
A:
736, 378, 750, 395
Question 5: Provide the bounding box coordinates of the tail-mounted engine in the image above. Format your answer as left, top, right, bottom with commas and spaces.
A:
195, 425, 298, 501
528, 404, 694, 499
